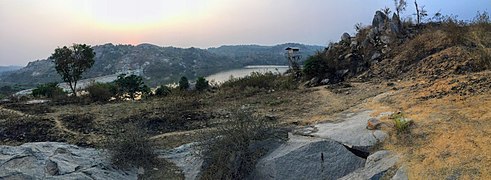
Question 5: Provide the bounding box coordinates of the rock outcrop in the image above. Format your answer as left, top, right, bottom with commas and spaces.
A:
251, 134, 366, 180
339, 150, 399, 179
311, 110, 388, 152
158, 142, 203, 180
0, 142, 136, 180
310, 10, 409, 85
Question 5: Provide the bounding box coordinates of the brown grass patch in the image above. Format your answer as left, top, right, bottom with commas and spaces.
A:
369, 72, 491, 179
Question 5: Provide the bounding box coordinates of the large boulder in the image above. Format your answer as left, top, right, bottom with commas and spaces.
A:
339, 150, 399, 180
0, 142, 137, 180
391, 166, 409, 180
341, 33, 351, 43
251, 135, 366, 180
311, 110, 388, 152
372, 11, 389, 32
390, 13, 402, 35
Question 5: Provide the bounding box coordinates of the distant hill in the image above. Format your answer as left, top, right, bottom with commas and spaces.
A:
207, 43, 323, 65
0, 66, 22, 76
1, 43, 322, 87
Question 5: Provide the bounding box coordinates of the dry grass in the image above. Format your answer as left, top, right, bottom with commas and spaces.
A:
368, 71, 491, 179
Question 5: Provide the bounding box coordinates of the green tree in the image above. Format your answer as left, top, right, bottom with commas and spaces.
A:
86, 82, 117, 102
195, 77, 209, 91
155, 85, 171, 96
303, 55, 328, 79
114, 74, 148, 100
50, 44, 95, 96
32, 83, 66, 98
178, 76, 190, 90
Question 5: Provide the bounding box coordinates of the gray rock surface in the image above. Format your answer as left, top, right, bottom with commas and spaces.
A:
320, 78, 330, 85
0, 142, 137, 180
158, 142, 203, 180
251, 134, 366, 180
341, 33, 351, 43
339, 150, 399, 180
371, 52, 382, 61
391, 13, 402, 34
380, 35, 391, 44
311, 110, 388, 151
305, 77, 320, 87
372, 11, 389, 32
391, 166, 409, 180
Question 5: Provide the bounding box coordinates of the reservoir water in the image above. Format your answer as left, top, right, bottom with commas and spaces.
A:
205, 65, 289, 84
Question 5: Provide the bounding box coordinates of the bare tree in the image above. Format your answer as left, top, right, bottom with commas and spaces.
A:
394, 0, 407, 17
414, 0, 420, 24
414, 0, 428, 25
381, 6, 392, 16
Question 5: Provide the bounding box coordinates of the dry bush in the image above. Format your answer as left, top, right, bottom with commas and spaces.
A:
200, 109, 286, 179
441, 18, 469, 46
86, 82, 117, 102
104, 124, 159, 170
220, 72, 298, 96
60, 113, 96, 134
469, 12, 491, 70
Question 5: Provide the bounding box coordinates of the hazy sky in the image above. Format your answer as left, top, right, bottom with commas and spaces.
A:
0, 0, 489, 66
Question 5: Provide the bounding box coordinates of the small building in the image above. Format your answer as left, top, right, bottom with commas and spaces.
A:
285, 47, 301, 72
285, 47, 301, 60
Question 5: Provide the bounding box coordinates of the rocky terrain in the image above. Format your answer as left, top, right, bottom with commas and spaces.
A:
0, 10, 489, 180
0, 142, 137, 179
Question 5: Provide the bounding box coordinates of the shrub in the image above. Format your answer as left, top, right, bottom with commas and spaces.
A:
178, 76, 190, 90
440, 16, 468, 46
391, 113, 413, 134
303, 54, 329, 79
32, 83, 66, 98
472, 11, 490, 25
200, 110, 286, 179
60, 113, 95, 134
220, 72, 298, 95
105, 124, 158, 169
221, 72, 276, 90
155, 85, 171, 97
86, 82, 117, 102
114, 74, 149, 100
195, 77, 209, 92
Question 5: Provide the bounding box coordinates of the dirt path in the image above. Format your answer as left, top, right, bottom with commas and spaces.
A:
0, 105, 33, 118
150, 127, 217, 140
51, 115, 79, 136
0, 105, 80, 136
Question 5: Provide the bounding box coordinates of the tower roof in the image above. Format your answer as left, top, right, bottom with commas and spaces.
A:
285, 47, 300, 51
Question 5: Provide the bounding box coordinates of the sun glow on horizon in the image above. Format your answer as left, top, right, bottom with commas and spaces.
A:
68, 0, 220, 32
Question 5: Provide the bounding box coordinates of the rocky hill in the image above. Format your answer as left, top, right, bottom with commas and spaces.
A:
1, 44, 238, 87
1, 43, 321, 87
304, 11, 491, 85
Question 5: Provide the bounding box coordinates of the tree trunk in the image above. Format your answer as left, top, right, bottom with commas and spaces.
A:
73, 81, 77, 97
415, 0, 420, 25
68, 80, 77, 97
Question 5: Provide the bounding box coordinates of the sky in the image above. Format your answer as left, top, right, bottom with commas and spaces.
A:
0, 0, 489, 66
